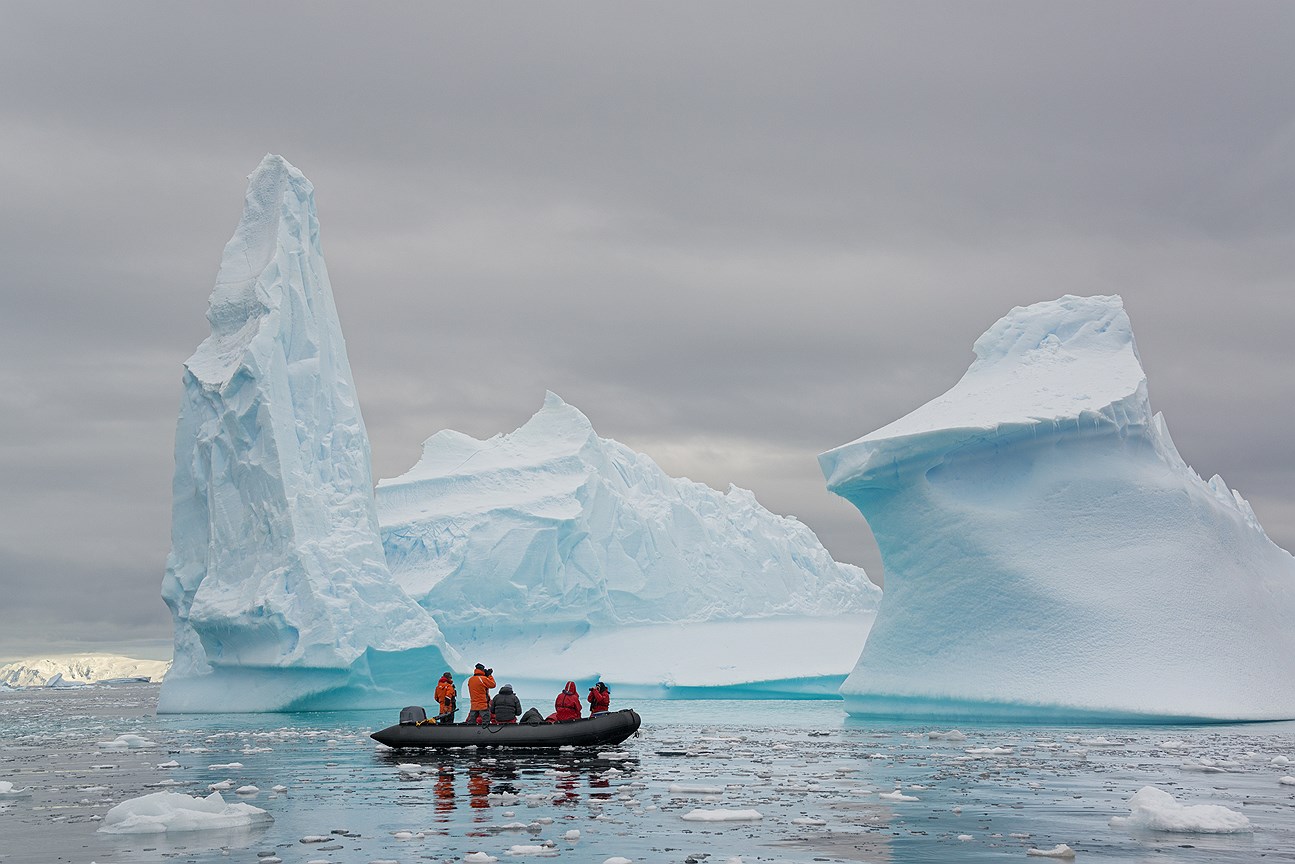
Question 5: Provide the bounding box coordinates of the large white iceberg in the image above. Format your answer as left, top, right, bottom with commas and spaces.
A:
820, 294, 1295, 722
378, 392, 881, 696
0, 654, 170, 688
159, 155, 456, 713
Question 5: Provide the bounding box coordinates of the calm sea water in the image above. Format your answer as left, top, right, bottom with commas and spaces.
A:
2, 684, 1294, 863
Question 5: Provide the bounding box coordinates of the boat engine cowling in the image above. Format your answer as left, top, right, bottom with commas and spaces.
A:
399, 706, 427, 725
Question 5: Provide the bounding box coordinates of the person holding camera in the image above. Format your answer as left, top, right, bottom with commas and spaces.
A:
587, 680, 611, 715
466, 663, 496, 724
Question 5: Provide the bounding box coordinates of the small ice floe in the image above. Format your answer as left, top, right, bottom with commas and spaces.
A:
1180, 757, 1239, 773
879, 790, 919, 802
465, 854, 499, 863
272, 784, 288, 792
680, 808, 763, 822
1278, 776, 1295, 786
957, 834, 974, 841
669, 783, 724, 795
1078, 736, 1123, 748
393, 830, 424, 839
965, 746, 1014, 756
96, 791, 272, 833
1272, 755, 1292, 767
792, 817, 827, 826
299, 835, 331, 842
1110, 786, 1251, 833
604, 858, 633, 864
928, 730, 967, 741
207, 762, 244, 770
504, 841, 557, 855
1010, 832, 1031, 839
1158, 739, 1188, 750
155, 760, 181, 769
234, 785, 259, 795
241, 746, 273, 754
1026, 845, 1076, 858
0, 781, 32, 797
208, 779, 234, 791
144, 779, 184, 788
598, 751, 631, 760
97, 733, 157, 750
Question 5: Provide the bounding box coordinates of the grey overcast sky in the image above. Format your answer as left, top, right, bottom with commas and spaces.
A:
1, 3, 1292, 662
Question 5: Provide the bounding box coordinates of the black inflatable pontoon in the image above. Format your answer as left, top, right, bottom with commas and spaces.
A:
371, 708, 641, 749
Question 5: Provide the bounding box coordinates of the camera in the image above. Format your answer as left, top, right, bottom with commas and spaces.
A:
486, 668, 493, 676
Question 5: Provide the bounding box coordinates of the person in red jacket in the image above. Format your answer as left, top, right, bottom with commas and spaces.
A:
587, 681, 611, 715
465, 663, 495, 724
547, 681, 582, 722
432, 672, 457, 724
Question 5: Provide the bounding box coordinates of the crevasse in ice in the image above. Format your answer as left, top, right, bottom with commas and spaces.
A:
377, 392, 881, 696
820, 294, 1295, 722
159, 155, 457, 713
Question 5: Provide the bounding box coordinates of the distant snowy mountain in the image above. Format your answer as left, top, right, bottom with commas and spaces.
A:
378, 392, 881, 696
0, 655, 171, 688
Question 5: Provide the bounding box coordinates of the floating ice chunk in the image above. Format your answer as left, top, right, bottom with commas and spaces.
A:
207, 780, 233, 791
1078, 737, 1123, 747
0, 781, 32, 797
680, 808, 764, 822
156, 760, 181, 769
208, 762, 243, 770
792, 816, 827, 825
604, 858, 634, 864
234, 785, 258, 795
1158, 740, 1188, 750
466, 854, 499, 863
879, 790, 919, 802
98, 734, 157, 750
97, 791, 271, 834
598, 751, 631, 760
669, 784, 725, 795
1110, 786, 1251, 833
564, 829, 580, 840
1027, 846, 1076, 858
300, 836, 331, 843
928, 730, 967, 741
965, 747, 1014, 756
272, 785, 288, 792
957, 834, 974, 841
1181, 758, 1238, 773
505, 843, 557, 856
1279, 776, 1295, 786
1271, 755, 1291, 766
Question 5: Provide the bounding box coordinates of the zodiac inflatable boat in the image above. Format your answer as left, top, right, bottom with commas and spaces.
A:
371, 708, 642, 750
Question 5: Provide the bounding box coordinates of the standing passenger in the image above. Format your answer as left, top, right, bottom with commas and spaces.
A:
433, 671, 457, 723
587, 681, 611, 715
466, 663, 495, 724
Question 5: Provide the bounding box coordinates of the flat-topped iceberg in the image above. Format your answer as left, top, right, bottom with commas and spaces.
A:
820, 294, 1295, 722
378, 392, 881, 696
159, 155, 456, 713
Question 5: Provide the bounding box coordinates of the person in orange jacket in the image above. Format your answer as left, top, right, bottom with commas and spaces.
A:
465, 663, 495, 724
547, 681, 582, 722
587, 681, 611, 715
433, 672, 457, 724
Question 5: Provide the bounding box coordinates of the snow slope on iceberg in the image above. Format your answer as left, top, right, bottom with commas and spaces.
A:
820, 294, 1295, 722
378, 392, 879, 695
159, 155, 455, 713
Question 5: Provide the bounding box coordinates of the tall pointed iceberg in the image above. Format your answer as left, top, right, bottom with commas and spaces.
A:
377, 392, 881, 697
160, 155, 456, 713
820, 295, 1295, 722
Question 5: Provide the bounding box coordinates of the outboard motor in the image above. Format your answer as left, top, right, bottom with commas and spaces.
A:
399, 705, 427, 725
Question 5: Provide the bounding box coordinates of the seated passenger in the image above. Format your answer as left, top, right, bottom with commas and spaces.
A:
490, 683, 523, 724
587, 681, 611, 715
547, 680, 582, 722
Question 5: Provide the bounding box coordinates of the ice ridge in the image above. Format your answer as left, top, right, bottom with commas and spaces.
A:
378, 392, 881, 695
159, 155, 456, 713
820, 294, 1295, 723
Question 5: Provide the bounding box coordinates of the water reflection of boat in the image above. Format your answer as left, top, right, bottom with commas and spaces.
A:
371, 708, 642, 749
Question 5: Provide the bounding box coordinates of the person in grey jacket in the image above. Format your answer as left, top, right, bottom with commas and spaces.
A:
490, 684, 523, 724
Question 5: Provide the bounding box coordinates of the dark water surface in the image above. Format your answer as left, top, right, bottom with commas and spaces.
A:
2, 685, 1294, 863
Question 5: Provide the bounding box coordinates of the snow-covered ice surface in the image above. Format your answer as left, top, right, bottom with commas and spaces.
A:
0, 654, 170, 687
160, 155, 455, 713
378, 392, 879, 697
4, 686, 1295, 863
820, 294, 1295, 722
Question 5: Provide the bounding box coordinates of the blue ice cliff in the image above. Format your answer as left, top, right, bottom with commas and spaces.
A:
159, 155, 458, 713
378, 392, 882, 697
820, 295, 1295, 722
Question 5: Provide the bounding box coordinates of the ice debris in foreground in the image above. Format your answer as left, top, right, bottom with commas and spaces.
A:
1109, 786, 1251, 833
97, 790, 272, 833
378, 391, 880, 695
159, 155, 455, 713
821, 294, 1295, 722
